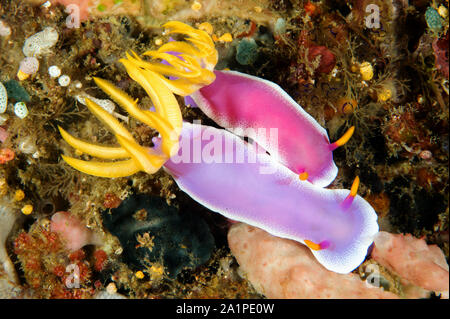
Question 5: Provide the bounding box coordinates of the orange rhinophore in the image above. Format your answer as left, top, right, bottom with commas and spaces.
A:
329, 126, 355, 151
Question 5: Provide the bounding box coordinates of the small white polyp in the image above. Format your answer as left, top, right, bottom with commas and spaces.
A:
48, 65, 61, 78
58, 75, 71, 87
14, 102, 29, 119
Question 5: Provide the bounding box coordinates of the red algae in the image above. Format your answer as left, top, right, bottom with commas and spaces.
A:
13, 220, 98, 299
93, 249, 108, 271
103, 193, 122, 209
307, 45, 336, 74
433, 32, 449, 78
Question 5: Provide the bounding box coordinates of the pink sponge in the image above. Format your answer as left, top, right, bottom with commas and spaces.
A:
50, 211, 100, 252
228, 223, 397, 298
372, 231, 449, 294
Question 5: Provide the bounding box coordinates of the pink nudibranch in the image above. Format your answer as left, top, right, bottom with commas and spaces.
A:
162, 122, 379, 274
190, 70, 353, 187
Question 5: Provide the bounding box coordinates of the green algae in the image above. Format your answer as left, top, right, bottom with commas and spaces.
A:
2, 80, 30, 102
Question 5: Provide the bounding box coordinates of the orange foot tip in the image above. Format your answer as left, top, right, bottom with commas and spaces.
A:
304, 239, 330, 251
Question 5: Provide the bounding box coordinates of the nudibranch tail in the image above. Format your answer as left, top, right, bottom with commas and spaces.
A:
329, 126, 355, 151
124, 21, 218, 96
60, 55, 182, 178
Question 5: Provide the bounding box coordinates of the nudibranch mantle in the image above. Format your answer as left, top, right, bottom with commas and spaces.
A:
163, 122, 379, 274
190, 70, 347, 187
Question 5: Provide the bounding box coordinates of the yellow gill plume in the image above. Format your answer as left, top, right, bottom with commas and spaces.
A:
59, 62, 182, 178
124, 21, 219, 96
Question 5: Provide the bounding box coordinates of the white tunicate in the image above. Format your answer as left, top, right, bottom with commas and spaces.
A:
19, 57, 39, 75
274, 18, 286, 35
90, 98, 115, 114
22, 27, 59, 57
75, 93, 115, 114
14, 102, 29, 119
75, 92, 129, 122
48, 65, 61, 78
0, 20, 11, 37
58, 75, 71, 87
0, 82, 7, 113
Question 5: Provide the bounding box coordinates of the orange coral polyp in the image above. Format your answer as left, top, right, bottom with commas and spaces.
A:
0, 148, 14, 164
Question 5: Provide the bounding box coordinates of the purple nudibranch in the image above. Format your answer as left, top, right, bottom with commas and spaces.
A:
189, 70, 354, 187
162, 122, 379, 274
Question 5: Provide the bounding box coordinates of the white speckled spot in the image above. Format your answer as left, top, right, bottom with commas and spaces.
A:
22, 27, 59, 57
14, 102, 28, 119
75, 93, 115, 113
48, 65, 61, 78
19, 57, 39, 75
0, 82, 7, 113
58, 75, 71, 87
